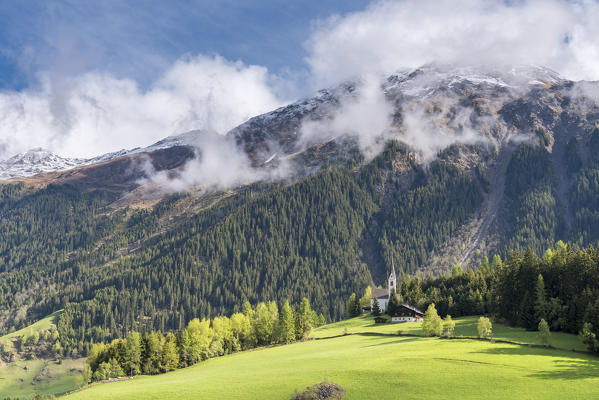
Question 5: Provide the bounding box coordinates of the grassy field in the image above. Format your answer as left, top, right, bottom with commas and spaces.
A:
63, 316, 599, 400
0, 358, 84, 398
0, 310, 86, 398
0, 310, 62, 341
315, 315, 587, 351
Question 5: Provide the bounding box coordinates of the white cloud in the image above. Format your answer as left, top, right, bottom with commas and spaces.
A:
305, 0, 599, 87
300, 74, 395, 160
0, 55, 284, 159
400, 101, 492, 162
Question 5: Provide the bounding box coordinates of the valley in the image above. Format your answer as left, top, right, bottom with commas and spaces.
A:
62, 316, 599, 400
2, 1, 599, 399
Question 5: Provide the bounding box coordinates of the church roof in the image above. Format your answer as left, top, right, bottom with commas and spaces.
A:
372, 288, 388, 299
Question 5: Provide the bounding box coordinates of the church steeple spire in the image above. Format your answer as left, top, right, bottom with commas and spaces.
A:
388, 259, 397, 298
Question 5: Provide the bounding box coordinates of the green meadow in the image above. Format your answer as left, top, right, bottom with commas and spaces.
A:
0, 358, 84, 398
0, 310, 86, 398
0, 310, 62, 342
63, 316, 599, 400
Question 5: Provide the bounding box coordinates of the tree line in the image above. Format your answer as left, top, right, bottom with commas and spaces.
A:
86, 298, 325, 382
367, 242, 599, 353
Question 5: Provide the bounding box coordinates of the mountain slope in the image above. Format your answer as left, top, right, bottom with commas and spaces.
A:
1, 65, 599, 357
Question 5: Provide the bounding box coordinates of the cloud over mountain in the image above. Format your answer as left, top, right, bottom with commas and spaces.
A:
0, 55, 284, 159
2, 0, 599, 164
305, 0, 599, 87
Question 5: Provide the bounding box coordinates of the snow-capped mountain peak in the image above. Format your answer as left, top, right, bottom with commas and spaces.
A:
0, 131, 207, 180
0, 148, 86, 179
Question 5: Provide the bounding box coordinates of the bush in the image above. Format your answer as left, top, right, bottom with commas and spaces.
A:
477, 317, 492, 339
422, 304, 443, 336
442, 315, 455, 337
292, 381, 344, 399
580, 323, 599, 353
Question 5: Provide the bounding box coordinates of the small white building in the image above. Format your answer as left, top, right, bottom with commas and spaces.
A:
389, 304, 425, 323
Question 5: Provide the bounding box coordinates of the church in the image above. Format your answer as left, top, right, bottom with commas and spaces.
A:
371, 261, 399, 313
371, 261, 424, 323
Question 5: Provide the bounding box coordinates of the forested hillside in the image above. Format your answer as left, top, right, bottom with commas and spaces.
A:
2, 67, 599, 358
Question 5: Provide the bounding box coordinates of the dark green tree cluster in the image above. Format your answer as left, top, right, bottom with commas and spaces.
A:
397, 243, 599, 353
398, 256, 496, 318
568, 130, 599, 247
374, 147, 488, 275
86, 298, 324, 382
502, 144, 560, 255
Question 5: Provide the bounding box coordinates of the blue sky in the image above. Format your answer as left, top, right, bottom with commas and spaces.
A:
0, 0, 368, 90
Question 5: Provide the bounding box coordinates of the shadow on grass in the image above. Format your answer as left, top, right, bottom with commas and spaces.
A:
361, 337, 423, 348
472, 345, 599, 380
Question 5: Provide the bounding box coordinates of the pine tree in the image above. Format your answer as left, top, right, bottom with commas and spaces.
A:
538, 318, 550, 347
346, 294, 359, 318
125, 331, 142, 376
372, 297, 381, 316
178, 329, 192, 367
279, 301, 296, 344
296, 298, 314, 339
491, 254, 502, 269
387, 289, 400, 316
534, 274, 548, 324
161, 332, 180, 372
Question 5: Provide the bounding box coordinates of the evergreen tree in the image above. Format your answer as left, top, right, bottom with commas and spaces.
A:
387, 289, 400, 316
142, 331, 164, 374
178, 329, 192, 367
534, 274, 548, 324
538, 318, 551, 347
580, 323, 599, 353
52, 341, 63, 357
161, 332, 180, 372
372, 297, 381, 316
346, 294, 360, 318
279, 301, 296, 344
125, 331, 142, 376
491, 254, 502, 269
296, 298, 314, 339
315, 314, 326, 327
452, 264, 463, 276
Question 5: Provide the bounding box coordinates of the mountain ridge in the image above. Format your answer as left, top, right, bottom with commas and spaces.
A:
1, 64, 599, 353
0, 64, 574, 180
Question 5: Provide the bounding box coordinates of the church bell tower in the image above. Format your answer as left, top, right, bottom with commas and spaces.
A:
388, 259, 397, 298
